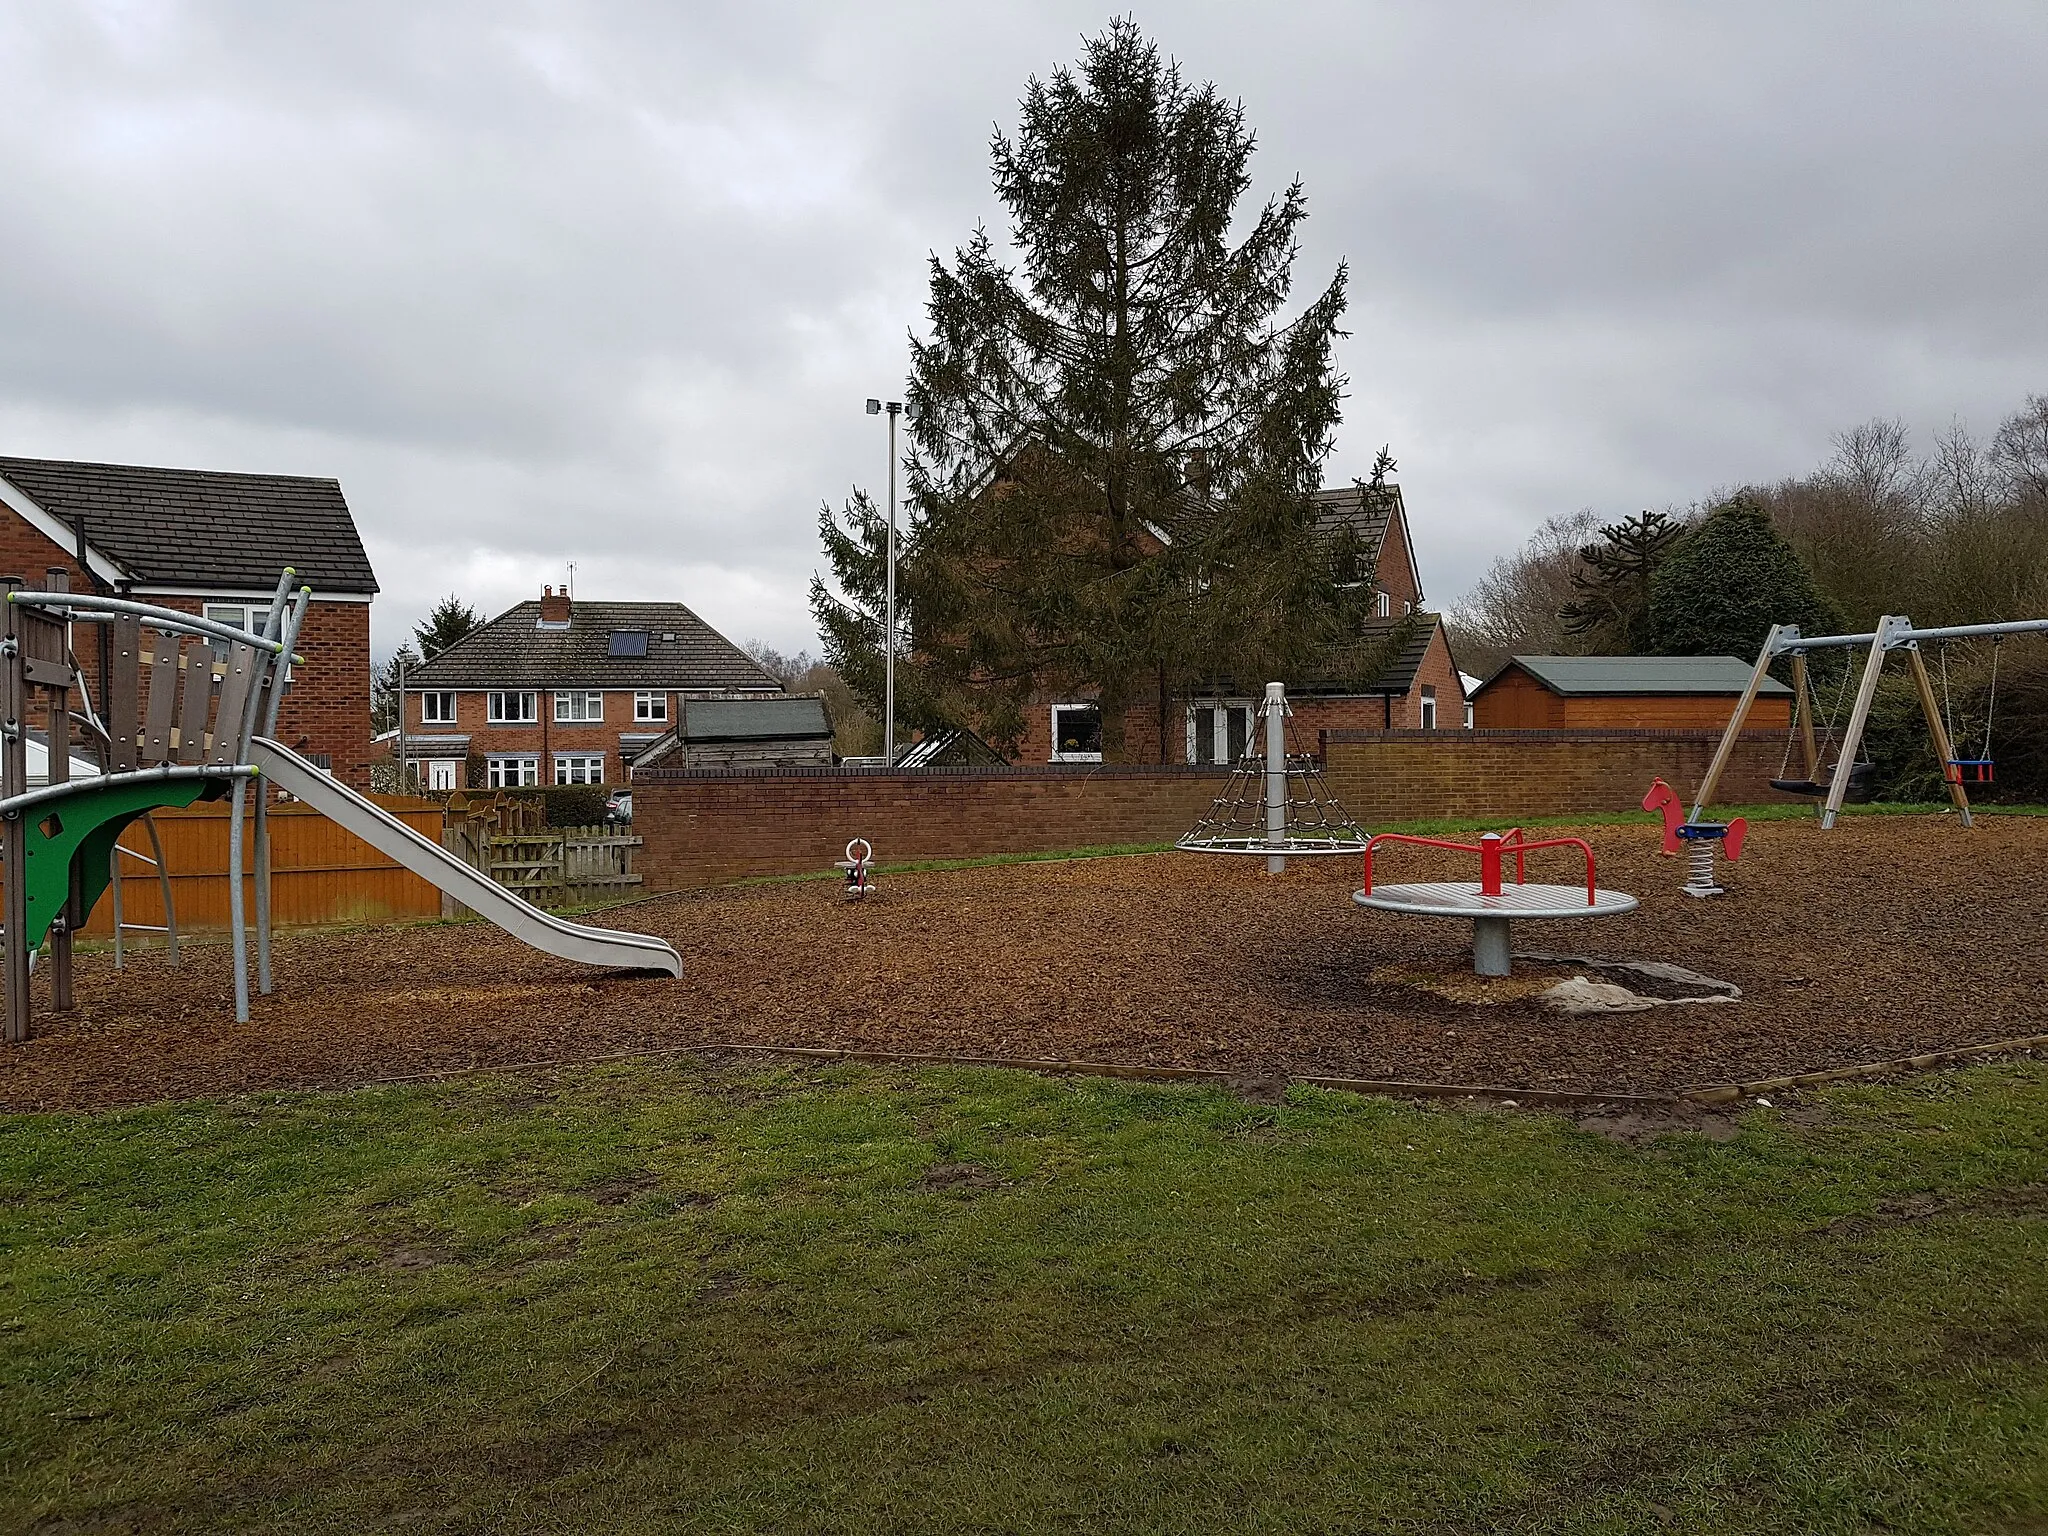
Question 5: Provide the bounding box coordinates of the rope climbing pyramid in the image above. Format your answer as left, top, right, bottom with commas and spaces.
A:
1177, 682, 1367, 872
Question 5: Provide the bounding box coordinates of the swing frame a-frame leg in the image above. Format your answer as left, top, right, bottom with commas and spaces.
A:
1820, 617, 1973, 829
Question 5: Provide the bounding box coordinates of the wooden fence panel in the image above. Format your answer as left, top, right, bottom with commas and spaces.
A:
77, 796, 445, 938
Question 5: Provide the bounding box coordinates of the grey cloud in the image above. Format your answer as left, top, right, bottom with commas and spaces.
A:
0, 1, 2042, 655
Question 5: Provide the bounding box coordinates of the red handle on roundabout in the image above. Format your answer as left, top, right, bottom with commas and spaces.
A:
1363, 828, 1599, 905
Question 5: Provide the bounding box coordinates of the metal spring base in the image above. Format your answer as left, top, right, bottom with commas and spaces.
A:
1682, 840, 1724, 898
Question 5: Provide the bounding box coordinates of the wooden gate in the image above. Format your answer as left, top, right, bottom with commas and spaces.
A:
440, 818, 643, 910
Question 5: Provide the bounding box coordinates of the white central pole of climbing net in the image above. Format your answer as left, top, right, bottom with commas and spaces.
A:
1265, 680, 1287, 874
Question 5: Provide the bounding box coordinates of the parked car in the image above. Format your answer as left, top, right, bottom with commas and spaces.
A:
604, 789, 632, 822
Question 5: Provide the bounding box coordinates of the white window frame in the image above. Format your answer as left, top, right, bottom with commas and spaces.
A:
554, 690, 603, 723
553, 753, 606, 785
488, 691, 538, 724
633, 691, 668, 723
1420, 685, 1438, 730
1375, 590, 1391, 618
1184, 700, 1258, 765
486, 754, 540, 787
425, 759, 460, 791
1050, 702, 1104, 763
419, 691, 457, 724
203, 601, 271, 637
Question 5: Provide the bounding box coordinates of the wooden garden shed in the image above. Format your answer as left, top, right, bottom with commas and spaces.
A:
1470, 655, 1794, 731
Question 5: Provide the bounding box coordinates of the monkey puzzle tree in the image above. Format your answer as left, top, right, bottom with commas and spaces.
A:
816, 20, 1353, 761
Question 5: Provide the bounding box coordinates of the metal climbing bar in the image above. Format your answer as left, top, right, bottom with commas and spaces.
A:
1362, 830, 1598, 907
5, 590, 303, 658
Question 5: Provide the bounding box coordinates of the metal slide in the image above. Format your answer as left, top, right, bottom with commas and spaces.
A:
251, 738, 683, 976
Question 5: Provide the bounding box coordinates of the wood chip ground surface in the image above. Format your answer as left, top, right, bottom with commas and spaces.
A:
5, 814, 2044, 1111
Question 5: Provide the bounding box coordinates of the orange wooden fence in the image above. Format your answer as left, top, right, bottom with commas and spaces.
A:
77, 795, 445, 938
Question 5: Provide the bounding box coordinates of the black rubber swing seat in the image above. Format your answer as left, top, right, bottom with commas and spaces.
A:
1770, 761, 1875, 802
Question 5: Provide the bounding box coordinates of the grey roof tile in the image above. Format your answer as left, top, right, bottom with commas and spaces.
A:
411, 600, 782, 692
1483, 655, 1792, 697
0, 455, 378, 593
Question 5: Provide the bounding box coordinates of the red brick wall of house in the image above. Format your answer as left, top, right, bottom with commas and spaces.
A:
403, 688, 680, 782
1376, 512, 1422, 608
1320, 729, 1792, 824
0, 509, 373, 786
630, 729, 1796, 891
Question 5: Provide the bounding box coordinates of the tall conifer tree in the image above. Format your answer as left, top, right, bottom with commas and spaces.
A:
815, 20, 1352, 760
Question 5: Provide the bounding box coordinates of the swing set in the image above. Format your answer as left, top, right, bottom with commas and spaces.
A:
1694, 613, 2048, 829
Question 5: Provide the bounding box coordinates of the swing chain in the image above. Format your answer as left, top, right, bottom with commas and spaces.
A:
1983, 639, 2001, 761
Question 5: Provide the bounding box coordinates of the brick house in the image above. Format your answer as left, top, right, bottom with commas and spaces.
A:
0, 455, 379, 785
401, 589, 783, 789
1015, 480, 1466, 763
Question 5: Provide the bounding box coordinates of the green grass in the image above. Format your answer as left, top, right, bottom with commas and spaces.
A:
4, 1060, 2047, 1533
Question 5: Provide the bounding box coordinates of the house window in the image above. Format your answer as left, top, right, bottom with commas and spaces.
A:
419, 692, 457, 724
203, 602, 271, 639
488, 691, 538, 724
487, 754, 539, 787
426, 760, 460, 791
634, 691, 668, 722
1186, 701, 1255, 764
554, 753, 605, 785
1375, 591, 1391, 618
555, 690, 603, 723
1420, 686, 1438, 730
1050, 703, 1103, 762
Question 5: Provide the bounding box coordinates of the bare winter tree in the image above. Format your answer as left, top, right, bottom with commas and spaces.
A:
1447, 508, 1602, 677
1990, 393, 2048, 505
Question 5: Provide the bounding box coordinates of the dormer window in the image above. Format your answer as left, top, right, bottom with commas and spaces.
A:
608, 629, 648, 658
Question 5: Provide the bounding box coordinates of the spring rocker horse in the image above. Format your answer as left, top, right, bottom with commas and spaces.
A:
1642, 779, 1746, 897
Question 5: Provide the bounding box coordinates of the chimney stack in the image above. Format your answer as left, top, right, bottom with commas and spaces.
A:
539, 584, 571, 626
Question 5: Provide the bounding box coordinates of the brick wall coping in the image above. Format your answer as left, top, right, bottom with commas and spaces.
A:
1323, 727, 1783, 744
636, 762, 1235, 784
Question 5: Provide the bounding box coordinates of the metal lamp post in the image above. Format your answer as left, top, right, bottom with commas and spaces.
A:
865, 397, 914, 766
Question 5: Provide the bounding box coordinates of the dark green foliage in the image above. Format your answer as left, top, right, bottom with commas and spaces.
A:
1560, 511, 1686, 653
1855, 640, 2048, 804
814, 20, 1354, 760
414, 595, 484, 661
502, 784, 611, 826
1649, 496, 1842, 658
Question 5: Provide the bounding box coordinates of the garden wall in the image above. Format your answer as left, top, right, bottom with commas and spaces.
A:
632, 729, 1797, 891
1321, 728, 1794, 825
632, 766, 1230, 891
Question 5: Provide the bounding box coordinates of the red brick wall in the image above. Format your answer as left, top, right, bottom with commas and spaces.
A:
0, 505, 373, 786
634, 765, 1229, 889
405, 687, 675, 781
1321, 729, 1795, 824
632, 729, 1797, 890
1377, 512, 1421, 607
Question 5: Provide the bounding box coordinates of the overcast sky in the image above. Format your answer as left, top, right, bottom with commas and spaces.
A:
3, 2, 2044, 662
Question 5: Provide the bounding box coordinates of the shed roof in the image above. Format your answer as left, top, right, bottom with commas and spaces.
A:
1480, 655, 1790, 698
410, 600, 780, 692
681, 696, 831, 743
0, 455, 378, 593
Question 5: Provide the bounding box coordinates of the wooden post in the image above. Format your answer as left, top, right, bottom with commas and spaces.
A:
2, 577, 30, 1043
1905, 646, 1974, 828
1822, 616, 1900, 830
1690, 624, 1786, 822
1791, 653, 1819, 780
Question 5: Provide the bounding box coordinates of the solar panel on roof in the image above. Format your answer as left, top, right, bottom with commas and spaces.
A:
609, 629, 648, 657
